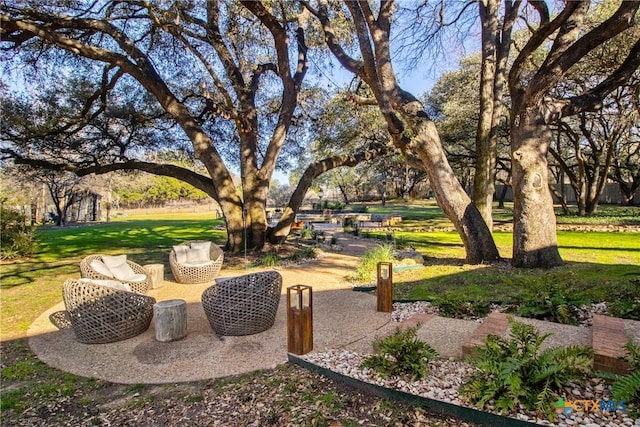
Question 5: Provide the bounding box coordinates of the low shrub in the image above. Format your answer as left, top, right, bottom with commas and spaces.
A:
432, 293, 490, 319
608, 281, 640, 320
514, 283, 588, 325
0, 206, 35, 259
460, 318, 593, 418
300, 227, 312, 239
288, 247, 317, 262
260, 252, 279, 267
361, 325, 438, 380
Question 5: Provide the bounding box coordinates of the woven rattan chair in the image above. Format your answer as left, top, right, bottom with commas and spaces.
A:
53, 278, 156, 344
80, 254, 151, 294
201, 271, 282, 336
169, 241, 224, 284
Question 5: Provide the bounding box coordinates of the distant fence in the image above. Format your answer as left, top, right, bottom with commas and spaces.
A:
495, 183, 639, 205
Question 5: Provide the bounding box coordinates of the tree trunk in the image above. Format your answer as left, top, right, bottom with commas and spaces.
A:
400, 100, 500, 264
511, 106, 563, 268
474, 0, 499, 230
497, 183, 509, 209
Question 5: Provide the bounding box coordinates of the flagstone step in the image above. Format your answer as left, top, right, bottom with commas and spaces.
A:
592, 314, 630, 375
398, 312, 634, 374
462, 311, 509, 357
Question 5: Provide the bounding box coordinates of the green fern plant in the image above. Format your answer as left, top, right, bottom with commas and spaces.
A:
612, 341, 640, 416
460, 318, 593, 418
361, 325, 439, 381
515, 283, 587, 325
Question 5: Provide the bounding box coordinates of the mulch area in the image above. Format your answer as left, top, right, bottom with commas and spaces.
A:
1, 338, 478, 426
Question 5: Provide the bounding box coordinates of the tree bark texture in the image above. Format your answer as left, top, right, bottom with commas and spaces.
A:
507, 0, 639, 267
153, 299, 187, 342
400, 100, 500, 264
474, 0, 500, 230
510, 107, 563, 268
307, 0, 500, 264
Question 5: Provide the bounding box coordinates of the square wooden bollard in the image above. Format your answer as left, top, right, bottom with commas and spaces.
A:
377, 262, 393, 312
287, 285, 313, 355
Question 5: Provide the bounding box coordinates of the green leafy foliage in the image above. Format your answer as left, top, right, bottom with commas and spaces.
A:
515, 283, 588, 325
260, 252, 279, 267
460, 319, 593, 417
432, 292, 490, 319
0, 206, 35, 259
608, 282, 640, 320
288, 247, 317, 262
300, 227, 312, 239
612, 341, 640, 416
361, 326, 439, 380
350, 244, 395, 283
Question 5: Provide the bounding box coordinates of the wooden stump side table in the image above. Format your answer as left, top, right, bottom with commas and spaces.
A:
153, 299, 187, 342
143, 263, 165, 289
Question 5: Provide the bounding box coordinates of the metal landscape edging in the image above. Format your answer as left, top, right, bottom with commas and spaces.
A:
288, 353, 542, 427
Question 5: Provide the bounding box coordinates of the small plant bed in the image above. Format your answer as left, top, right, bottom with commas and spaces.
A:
301, 318, 638, 426
223, 242, 318, 268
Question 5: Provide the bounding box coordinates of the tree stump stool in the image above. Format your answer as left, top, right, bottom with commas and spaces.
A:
143, 264, 165, 289
154, 299, 187, 342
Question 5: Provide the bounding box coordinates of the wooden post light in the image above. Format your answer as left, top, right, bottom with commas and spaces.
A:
287, 285, 313, 355
377, 262, 393, 312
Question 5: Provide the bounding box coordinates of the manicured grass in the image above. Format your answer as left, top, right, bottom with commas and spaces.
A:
355, 202, 639, 308
2, 202, 639, 339
1, 212, 226, 340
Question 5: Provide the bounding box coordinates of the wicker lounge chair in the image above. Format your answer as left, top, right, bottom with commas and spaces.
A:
169, 240, 224, 284
80, 254, 151, 294
201, 270, 282, 336
52, 278, 156, 344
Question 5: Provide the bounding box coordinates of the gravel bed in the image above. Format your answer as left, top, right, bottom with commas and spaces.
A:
303, 302, 640, 427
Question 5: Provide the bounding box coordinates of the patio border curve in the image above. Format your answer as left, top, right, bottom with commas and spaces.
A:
288, 353, 541, 427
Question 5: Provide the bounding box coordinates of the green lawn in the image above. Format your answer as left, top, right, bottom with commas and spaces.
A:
1, 212, 226, 339
358, 202, 640, 307
1, 203, 639, 339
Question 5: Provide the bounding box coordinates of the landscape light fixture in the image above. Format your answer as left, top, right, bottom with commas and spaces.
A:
287, 285, 313, 355
377, 262, 393, 312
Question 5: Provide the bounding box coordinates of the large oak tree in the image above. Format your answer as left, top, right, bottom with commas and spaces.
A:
1, 1, 390, 251
304, 0, 500, 264
507, 0, 640, 267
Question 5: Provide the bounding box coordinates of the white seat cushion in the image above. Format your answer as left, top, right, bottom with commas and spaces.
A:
90, 259, 114, 278
186, 241, 211, 264
80, 278, 132, 292
127, 273, 148, 282
183, 260, 215, 268
101, 255, 138, 281
173, 245, 189, 264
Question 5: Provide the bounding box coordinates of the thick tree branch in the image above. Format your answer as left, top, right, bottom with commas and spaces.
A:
301, 1, 364, 75
560, 37, 640, 118
268, 143, 389, 242
509, 1, 581, 95
531, 1, 639, 98
7, 153, 216, 197
205, 1, 246, 93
